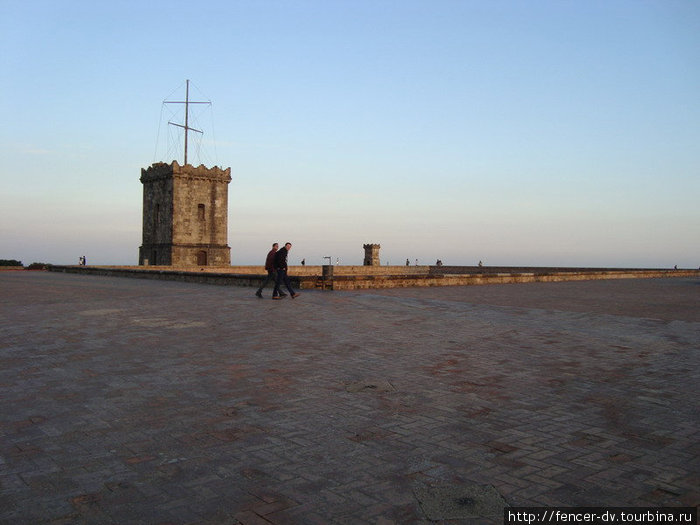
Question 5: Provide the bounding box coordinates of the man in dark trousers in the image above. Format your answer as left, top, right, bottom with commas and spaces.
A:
273, 242, 300, 300
255, 243, 282, 298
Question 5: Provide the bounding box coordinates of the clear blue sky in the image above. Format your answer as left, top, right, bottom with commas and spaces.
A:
2, 1, 699, 267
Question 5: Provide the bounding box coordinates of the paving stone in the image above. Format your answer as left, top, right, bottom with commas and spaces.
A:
1, 272, 698, 522
413, 482, 508, 520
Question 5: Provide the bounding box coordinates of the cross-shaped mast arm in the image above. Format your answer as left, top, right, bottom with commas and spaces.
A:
163, 79, 211, 165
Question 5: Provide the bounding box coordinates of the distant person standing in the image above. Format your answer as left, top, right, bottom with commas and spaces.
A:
406, 259, 410, 266
273, 242, 300, 300
255, 243, 281, 298
301, 258, 306, 266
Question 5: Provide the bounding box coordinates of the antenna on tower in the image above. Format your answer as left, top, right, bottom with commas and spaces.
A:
163, 79, 211, 165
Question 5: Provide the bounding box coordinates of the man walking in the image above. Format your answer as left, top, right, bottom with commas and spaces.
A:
273, 242, 300, 300
255, 243, 283, 298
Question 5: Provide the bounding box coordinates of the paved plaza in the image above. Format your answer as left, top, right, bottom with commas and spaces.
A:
1, 272, 698, 524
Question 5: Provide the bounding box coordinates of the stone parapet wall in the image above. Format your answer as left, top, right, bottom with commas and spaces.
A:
143, 265, 431, 276
50, 266, 300, 288
428, 265, 683, 275
49, 265, 698, 290
326, 269, 700, 290
330, 265, 430, 276
228, 265, 431, 277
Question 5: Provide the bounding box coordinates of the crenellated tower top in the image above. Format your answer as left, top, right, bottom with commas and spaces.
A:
140, 161, 231, 183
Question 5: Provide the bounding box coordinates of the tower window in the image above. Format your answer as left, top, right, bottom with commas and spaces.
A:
198, 204, 205, 221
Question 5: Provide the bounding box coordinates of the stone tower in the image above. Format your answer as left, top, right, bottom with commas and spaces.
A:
363, 243, 381, 266
139, 161, 232, 266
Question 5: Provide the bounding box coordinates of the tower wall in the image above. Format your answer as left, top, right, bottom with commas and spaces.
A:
363, 243, 381, 266
140, 172, 173, 265
139, 161, 231, 266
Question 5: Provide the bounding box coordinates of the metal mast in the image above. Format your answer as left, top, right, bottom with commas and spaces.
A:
164, 79, 211, 165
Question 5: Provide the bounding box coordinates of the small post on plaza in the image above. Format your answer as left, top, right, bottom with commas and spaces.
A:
322, 256, 334, 290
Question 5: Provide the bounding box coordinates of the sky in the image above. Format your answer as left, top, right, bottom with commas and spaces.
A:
1, 0, 699, 268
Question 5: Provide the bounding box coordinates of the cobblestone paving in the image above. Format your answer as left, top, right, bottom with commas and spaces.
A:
1, 272, 698, 524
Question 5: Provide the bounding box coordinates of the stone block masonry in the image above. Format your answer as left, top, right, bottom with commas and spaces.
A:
139, 161, 231, 267
363, 243, 381, 266
50, 265, 699, 290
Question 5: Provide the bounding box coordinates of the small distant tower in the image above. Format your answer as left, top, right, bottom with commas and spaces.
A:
363, 243, 381, 266
139, 161, 231, 266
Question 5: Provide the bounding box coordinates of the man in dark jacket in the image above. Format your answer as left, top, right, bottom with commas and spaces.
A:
255, 243, 281, 298
272, 242, 300, 299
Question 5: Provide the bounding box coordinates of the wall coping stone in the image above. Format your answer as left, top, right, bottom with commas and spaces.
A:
48, 265, 699, 290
